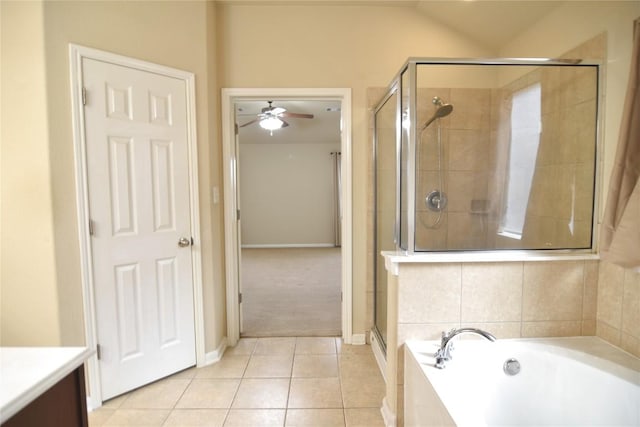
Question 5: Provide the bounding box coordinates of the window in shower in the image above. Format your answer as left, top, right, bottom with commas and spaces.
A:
500, 83, 542, 239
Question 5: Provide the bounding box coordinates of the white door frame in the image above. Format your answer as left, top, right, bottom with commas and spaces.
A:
221, 88, 353, 345
69, 44, 205, 409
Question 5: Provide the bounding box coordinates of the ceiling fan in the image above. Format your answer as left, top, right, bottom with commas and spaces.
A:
239, 101, 314, 132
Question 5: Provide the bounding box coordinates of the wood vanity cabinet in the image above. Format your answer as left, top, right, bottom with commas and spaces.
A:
2, 365, 88, 427
0, 348, 93, 427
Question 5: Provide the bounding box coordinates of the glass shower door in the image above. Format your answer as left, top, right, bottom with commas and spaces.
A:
373, 88, 399, 352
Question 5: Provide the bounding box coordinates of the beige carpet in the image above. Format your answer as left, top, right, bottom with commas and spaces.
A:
240, 247, 341, 337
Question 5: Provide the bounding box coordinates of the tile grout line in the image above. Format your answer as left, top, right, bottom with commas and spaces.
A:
283, 337, 298, 426
162, 371, 196, 426
336, 337, 347, 427
520, 261, 525, 338
222, 337, 257, 426
459, 263, 463, 327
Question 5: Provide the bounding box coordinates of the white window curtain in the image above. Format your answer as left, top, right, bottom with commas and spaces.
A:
600, 17, 640, 268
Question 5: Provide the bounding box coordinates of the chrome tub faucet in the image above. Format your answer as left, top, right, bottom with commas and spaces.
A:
434, 327, 496, 369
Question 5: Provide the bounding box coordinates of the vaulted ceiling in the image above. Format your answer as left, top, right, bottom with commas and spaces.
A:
232, 1, 564, 145
415, 1, 561, 51
220, 0, 562, 52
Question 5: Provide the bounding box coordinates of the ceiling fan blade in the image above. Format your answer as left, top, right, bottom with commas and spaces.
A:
271, 107, 286, 115
239, 118, 259, 128
281, 112, 314, 119
281, 119, 290, 128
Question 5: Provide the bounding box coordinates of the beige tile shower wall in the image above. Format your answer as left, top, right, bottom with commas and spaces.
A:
596, 181, 640, 358
414, 44, 601, 253
597, 260, 640, 358
526, 67, 597, 249
415, 87, 493, 250
495, 34, 605, 250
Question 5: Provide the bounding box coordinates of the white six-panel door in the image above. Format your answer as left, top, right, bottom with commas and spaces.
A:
83, 58, 196, 400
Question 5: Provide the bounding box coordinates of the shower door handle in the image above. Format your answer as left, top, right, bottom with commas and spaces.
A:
393, 222, 398, 246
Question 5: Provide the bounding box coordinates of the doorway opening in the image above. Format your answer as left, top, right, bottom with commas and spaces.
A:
221, 89, 353, 345
237, 100, 342, 336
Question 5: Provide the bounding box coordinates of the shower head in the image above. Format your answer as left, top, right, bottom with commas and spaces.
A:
434, 104, 453, 119
420, 100, 454, 130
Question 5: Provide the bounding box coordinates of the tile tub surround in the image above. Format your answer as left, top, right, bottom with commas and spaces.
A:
396, 260, 599, 340
88, 337, 385, 427
597, 260, 640, 357
380, 257, 600, 427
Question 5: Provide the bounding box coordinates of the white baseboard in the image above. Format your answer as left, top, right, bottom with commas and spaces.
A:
381, 397, 397, 427
204, 337, 227, 366
241, 243, 337, 249
351, 333, 366, 345
370, 331, 387, 381
87, 396, 101, 412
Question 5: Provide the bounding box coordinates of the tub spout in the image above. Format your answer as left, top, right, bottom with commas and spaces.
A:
434, 327, 496, 369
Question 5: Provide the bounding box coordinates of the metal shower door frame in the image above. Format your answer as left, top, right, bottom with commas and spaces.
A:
374, 57, 604, 255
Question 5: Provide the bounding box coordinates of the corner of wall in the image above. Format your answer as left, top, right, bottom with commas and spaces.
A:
1, 0, 62, 346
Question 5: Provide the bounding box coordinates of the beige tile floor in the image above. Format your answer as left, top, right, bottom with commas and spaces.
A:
89, 337, 386, 427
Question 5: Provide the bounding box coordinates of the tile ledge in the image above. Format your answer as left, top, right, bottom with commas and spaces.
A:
382, 250, 599, 265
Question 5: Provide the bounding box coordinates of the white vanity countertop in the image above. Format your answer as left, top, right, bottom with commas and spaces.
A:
0, 347, 93, 423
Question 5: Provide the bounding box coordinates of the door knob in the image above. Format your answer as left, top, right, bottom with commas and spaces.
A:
178, 237, 191, 248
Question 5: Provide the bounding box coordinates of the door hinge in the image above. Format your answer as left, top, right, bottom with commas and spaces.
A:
191, 237, 194, 246
237, 209, 241, 221
96, 344, 102, 360
82, 87, 87, 106
235, 123, 239, 135
88, 219, 95, 236
238, 293, 242, 303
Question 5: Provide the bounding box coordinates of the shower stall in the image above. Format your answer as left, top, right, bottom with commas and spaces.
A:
373, 58, 602, 351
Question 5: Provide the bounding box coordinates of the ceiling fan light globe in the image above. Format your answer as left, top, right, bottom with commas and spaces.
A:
259, 116, 284, 131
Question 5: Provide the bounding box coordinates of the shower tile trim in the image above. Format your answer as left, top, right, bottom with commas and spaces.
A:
383, 250, 598, 268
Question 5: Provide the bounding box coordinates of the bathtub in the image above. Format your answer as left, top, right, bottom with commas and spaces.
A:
404, 336, 640, 427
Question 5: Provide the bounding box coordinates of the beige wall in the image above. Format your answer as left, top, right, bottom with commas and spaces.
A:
240, 142, 341, 246
206, 0, 227, 356
0, 0, 495, 350
1, 1, 61, 345
41, 0, 224, 349
218, 3, 494, 336
0, 0, 226, 350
